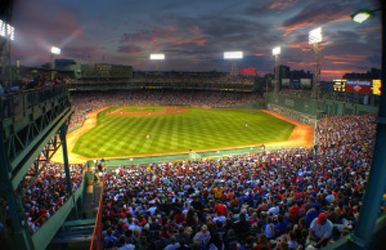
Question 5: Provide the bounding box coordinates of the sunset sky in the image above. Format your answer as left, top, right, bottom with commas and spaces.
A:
11, 0, 381, 81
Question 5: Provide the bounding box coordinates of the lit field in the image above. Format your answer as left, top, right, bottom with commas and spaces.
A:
120, 106, 165, 113
72, 107, 295, 158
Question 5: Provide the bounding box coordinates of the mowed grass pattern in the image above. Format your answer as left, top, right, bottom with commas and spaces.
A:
72, 107, 295, 158
120, 106, 165, 113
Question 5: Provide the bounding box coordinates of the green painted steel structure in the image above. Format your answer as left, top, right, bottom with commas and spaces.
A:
0, 86, 74, 250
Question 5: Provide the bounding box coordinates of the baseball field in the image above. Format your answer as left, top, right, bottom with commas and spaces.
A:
71, 106, 296, 158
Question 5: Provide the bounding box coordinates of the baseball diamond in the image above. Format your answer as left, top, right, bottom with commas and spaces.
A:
49, 106, 315, 163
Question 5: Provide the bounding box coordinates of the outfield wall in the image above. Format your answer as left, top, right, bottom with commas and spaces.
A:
266, 93, 379, 124
87, 146, 295, 169
223, 101, 266, 109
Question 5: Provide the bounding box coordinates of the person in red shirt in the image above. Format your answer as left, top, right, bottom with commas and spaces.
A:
173, 208, 184, 225
256, 198, 269, 214
288, 202, 300, 224
294, 188, 304, 201
213, 201, 228, 216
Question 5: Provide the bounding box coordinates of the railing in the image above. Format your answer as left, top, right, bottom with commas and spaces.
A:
90, 176, 105, 250
0, 85, 69, 120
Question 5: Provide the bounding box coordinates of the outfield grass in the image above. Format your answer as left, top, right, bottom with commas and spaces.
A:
72, 107, 295, 158
120, 106, 165, 113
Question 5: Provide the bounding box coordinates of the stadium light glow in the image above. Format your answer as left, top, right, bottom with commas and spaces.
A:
0, 19, 15, 40
272, 47, 281, 56
309, 27, 322, 44
150, 54, 165, 60
224, 51, 243, 59
51, 46, 61, 55
353, 12, 371, 23
351, 9, 375, 23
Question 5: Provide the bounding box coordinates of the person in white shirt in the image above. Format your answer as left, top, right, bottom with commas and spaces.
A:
325, 191, 335, 204
163, 236, 181, 250
268, 201, 280, 215
212, 211, 226, 224
309, 213, 333, 248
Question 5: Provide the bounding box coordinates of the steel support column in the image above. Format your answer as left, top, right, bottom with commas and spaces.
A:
352, 1, 386, 248
0, 123, 33, 250
59, 123, 79, 219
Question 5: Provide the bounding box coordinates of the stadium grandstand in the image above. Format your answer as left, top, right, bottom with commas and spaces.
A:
1, 1, 386, 250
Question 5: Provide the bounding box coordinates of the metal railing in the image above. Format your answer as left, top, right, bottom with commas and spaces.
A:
90, 176, 105, 250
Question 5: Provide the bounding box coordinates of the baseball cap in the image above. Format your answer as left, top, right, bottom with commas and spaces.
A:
317, 213, 327, 225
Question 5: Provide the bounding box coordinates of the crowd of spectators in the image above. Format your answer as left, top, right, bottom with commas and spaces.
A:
17, 163, 84, 234
0, 74, 69, 95
68, 72, 255, 91
68, 90, 264, 130
99, 113, 378, 250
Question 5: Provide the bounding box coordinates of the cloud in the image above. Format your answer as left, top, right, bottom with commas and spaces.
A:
64, 47, 99, 63
279, 3, 351, 32
321, 69, 350, 79
289, 41, 312, 51
270, 0, 299, 10
357, 26, 381, 34
324, 54, 368, 62
117, 45, 143, 54
119, 23, 208, 51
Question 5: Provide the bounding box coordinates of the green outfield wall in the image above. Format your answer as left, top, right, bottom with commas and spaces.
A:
222, 101, 266, 109
266, 93, 379, 125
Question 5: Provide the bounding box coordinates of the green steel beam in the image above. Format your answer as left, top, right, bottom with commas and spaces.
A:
0, 121, 34, 250
353, 1, 386, 248
11, 108, 73, 189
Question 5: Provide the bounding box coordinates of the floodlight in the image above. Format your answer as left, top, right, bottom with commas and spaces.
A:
272, 47, 281, 56
224, 51, 243, 59
0, 20, 6, 37
351, 9, 374, 23
0, 19, 15, 40
51, 46, 61, 55
150, 54, 165, 60
309, 27, 322, 44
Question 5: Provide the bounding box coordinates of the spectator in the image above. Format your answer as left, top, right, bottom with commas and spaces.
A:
308, 213, 333, 248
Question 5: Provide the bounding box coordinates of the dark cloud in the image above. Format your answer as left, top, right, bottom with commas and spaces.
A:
279, 3, 351, 32
270, 0, 300, 10
117, 45, 143, 54
10, 0, 381, 81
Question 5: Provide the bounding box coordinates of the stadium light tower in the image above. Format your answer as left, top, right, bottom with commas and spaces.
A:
309, 27, 322, 99
50, 46, 61, 80
51, 46, 61, 69
150, 53, 165, 72
0, 19, 15, 89
272, 47, 281, 94
224, 51, 243, 76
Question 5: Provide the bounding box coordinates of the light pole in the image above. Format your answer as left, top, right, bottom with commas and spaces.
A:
224, 51, 243, 76
0, 19, 15, 89
272, 47, 281, 94
150, 53, 165, 72
51, 46, 61, 80
309, 27, 322, 99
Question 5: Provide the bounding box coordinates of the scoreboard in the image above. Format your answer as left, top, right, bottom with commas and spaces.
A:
333, 79, 381, 95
